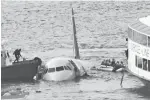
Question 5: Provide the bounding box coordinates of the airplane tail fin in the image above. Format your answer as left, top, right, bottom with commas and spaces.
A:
72, 8, 80, 59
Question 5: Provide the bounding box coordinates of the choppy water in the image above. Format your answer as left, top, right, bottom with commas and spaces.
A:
1, 1, 150, 100
1, 71, 150, 100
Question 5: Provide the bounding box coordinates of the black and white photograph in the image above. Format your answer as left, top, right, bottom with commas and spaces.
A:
1, 0, 150, 100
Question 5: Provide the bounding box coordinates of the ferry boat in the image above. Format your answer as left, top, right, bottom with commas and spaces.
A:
1, 48, 42, 81
127, 16, 150, 87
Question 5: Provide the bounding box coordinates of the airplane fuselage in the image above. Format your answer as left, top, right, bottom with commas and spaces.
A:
42, 57, 86, 81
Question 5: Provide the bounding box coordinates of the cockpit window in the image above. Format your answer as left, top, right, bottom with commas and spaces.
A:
64, 66, 69, 70
56, 66, 64, 71
48, 68, 55, 73
64, 66, 72, 70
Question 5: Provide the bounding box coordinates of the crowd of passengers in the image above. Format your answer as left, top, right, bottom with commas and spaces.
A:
101, 59, 125, 72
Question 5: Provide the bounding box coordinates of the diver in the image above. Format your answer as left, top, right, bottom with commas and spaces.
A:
13, 49, 22, 62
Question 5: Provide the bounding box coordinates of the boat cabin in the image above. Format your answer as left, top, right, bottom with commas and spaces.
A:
127, 16, 150, 80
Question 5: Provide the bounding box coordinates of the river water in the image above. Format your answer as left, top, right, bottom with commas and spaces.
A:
1, 1, 150, 100
1, 71, 150, 100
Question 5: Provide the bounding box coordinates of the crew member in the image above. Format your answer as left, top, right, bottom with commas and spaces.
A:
13, 49, 22, 62
125, 38, 128, 59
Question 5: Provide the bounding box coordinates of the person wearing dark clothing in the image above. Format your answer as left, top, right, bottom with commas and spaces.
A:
111, 59, 116, 68
125, 38, 128, 59
6, 51, 10, 58
125, 49, 128, 59
33, 57, 43, 80
13, 49, 22, 62
112, 61, 125, 72
112, 61, 121, 72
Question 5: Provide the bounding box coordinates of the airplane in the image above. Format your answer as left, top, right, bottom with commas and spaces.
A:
35, 8, 89, 81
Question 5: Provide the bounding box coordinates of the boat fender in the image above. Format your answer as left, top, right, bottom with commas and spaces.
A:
33, 75, 37, 81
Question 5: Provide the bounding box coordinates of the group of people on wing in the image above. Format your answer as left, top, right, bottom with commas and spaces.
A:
101, 58, 125, 72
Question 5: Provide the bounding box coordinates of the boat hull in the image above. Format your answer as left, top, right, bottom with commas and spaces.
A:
1, 60, 39, 81
126, 67, 150, 88
139, 78, 150, 89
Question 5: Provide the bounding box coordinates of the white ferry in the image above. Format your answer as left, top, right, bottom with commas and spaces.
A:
127, 16, 150, 87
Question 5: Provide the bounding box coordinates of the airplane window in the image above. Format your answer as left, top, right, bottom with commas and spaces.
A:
143, 58, 148, 71
48, 68, 55, 73
56, 66, 64, 71
64, 66, 68, 70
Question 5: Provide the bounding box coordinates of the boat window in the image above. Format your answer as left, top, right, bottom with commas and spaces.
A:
135, 56, 138, 67
143, 58, 148, 71
135, 55, 150, 71
133, 30, 147, 46
48, 68, 55, 73
56, 66, 64, 71
136, 56, 142, 68
148, 37, 150, 47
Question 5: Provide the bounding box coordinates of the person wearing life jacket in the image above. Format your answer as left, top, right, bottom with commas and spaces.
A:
33, 57, 45, 81
101, 59, 106, 66
112, 61, 120, 72
111, 58, 116, 68
112, 61, 125, 72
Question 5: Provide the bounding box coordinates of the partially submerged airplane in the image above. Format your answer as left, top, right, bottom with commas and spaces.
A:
36, 8, 88, 81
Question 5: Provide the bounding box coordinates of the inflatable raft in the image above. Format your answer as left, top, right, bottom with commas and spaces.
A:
91, 65, 124, 72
